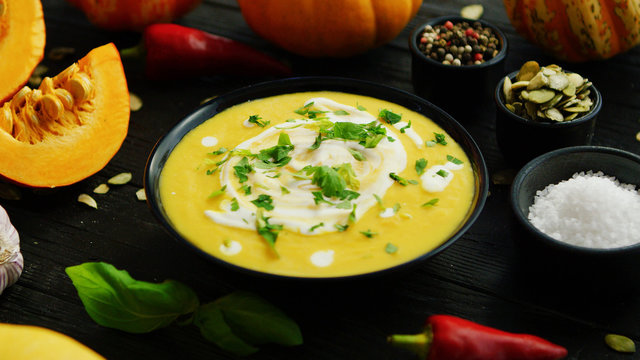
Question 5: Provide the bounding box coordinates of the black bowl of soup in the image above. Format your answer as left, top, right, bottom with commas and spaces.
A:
145, 77, 489, 280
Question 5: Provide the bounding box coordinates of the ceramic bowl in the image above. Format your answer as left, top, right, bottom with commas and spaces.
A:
409, 16, 508, 119
145, 76, 489, 280
510, 146, 640, 288
495, 70, 602, 166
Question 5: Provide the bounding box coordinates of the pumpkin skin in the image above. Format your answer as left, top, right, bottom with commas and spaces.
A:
66, 0, 201, 31
0, 0, 46, 104
237, 0, 423, 57
504, 0, 640, 62
0, 43, 129, 188
0, 323, 104, 359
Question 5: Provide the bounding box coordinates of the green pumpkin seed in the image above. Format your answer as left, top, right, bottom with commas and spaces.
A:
562, 84, 576, 96
503, 76, 513, 103
516, 61, 540, 81
460, 4, 483, 20
108, 172, 132, 185
567, 73, 584, 87
541, 93, 563, 110
511, 80, 530, 90
564, 105, 591, 113
605, 334, 636, 353
548, 73, 569, 91
78, 194, 97, 209
526, 72, 548, 90
527, 89, 556, 104
136, 188, 147, 201
565, 113, 578, 121
93, 183, 110, 194
545, 108, 564, 122
505, 103, 515, 112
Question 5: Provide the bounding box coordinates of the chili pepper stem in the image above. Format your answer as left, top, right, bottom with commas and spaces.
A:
387, 330, 432, 359
119, 42, 146, 60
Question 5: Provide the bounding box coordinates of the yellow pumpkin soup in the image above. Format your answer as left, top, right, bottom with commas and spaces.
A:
160, 91, 476, 277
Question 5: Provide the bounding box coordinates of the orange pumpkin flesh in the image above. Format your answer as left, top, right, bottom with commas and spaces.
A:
0, 43, 130, 188
237, 0, 422, 57
0, 0, 46, 104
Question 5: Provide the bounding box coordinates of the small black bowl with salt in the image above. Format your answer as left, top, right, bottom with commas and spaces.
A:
510, 146, 640, 291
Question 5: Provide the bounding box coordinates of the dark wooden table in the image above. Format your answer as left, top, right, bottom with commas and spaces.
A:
2, 1, 640, 359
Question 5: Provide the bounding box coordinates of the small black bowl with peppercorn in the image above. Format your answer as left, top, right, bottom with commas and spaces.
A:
409, 16, 508, 119
494, 61, 602, 166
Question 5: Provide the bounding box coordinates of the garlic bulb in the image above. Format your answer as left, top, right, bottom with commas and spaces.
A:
0, 205, 23, 295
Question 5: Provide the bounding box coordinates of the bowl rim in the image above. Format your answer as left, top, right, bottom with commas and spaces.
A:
495, 70, 602, 129
510, 145, 640, 255
408, 15, 508, 70
144, 76, 489, 281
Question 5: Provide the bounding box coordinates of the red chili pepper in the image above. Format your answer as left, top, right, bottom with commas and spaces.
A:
121, 23, 292, 79
388, 315, 568, 360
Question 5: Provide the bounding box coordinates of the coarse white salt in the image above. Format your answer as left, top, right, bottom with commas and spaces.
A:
528, 171, 640, 249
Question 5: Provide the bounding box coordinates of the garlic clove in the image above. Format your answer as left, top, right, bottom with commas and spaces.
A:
0, 205, 23, 295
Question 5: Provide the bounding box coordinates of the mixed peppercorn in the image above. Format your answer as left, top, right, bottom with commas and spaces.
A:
417, 20, 501, 66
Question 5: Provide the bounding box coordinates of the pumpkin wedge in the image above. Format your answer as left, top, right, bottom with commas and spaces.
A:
0, 43, 130, 188
0, 323, 104, 359
0, 0, 46, 104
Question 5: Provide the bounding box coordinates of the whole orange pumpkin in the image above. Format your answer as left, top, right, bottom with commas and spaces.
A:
504, 0, 640, 62
67, 0, 201, 31
237, 0, 423, 57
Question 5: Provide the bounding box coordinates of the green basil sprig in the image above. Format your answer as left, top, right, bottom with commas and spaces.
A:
66, 262, 302, 356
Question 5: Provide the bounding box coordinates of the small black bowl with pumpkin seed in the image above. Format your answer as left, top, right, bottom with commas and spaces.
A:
494, 61, 602, 166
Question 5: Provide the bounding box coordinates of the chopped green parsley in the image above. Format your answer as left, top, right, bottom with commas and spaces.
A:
334, 110, 350, 116
433, 132, 448, 145
309, 223, 324, 232
209, 147, 227, 155
280, 186, 290, 195
256, 208, 283, 256
415, 158, 427, 176
348, 148, 365, 161
446, 154, 463, 165
251, 194, 274, 210
378, 109, 402, 125
208, 185, 227, 198
400, 120, 412, 133
247, 115, 270, 127
385, 243, 398, 254
230, 197, 239, 211
334, 224, 349, 232
233, 157, 253, 183
436, 169, 449, 178
422, 198, 439, 207
360, 229, 377, 238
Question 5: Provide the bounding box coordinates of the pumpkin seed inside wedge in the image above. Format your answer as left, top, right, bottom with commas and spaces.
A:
108, 172, 132, 185
460, 4, 483, 20
93, 183, 110, 194
78, 194, 97, 209
605, 334, 636, 353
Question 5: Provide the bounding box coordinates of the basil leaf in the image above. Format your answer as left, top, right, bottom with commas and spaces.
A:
65, 262, 199, 334
215, 291, 303, 347
194, 302, 259, 356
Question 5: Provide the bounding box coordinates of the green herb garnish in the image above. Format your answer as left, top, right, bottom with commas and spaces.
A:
209, 147, 228, 155
309, 121, 387, 150
415, 158, 427, 176
378, 109, 402, 124
373, 194, 383, 207
334, 224, 349, 232
251, 194, 274, 210
256, 208, 283, 255
385, 243, 398, 254
247, 115, 270, 127
230, 197, 239, 211
233, 157, 253, 183
348, 204, 357, 223
280, 186, 290, 195
360, 229, 377, 238
254, 133, 294, 169
309, 223, 324, 232
334, 110, 349, 116
356, 103, 367, 111
240, 184, 252, 195
446, 154, 463, 165
335, 201, 352, 209
433, 132, 448, 145
436, 169, 449, 178
422, 198, 439, 207
400, 120, 412, 133
425, 140, 436, 147
208, 185, 227, 198
294, 102, 313, 115
348, 148, 365, 161
389, 172, 409, 186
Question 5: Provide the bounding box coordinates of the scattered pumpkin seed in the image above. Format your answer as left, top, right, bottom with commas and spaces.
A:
107, 172, 132, 185
0, 183, 21, 200
136, 188, 146, 201
77, 194, 97, 209
636, 131, 640, 142
605, 334, 636, 353
129, 93, 143, 111
460, 4, 483, 20
93, 183, 110, 194
502, 61, 594, 122
48, 47, 75, 61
